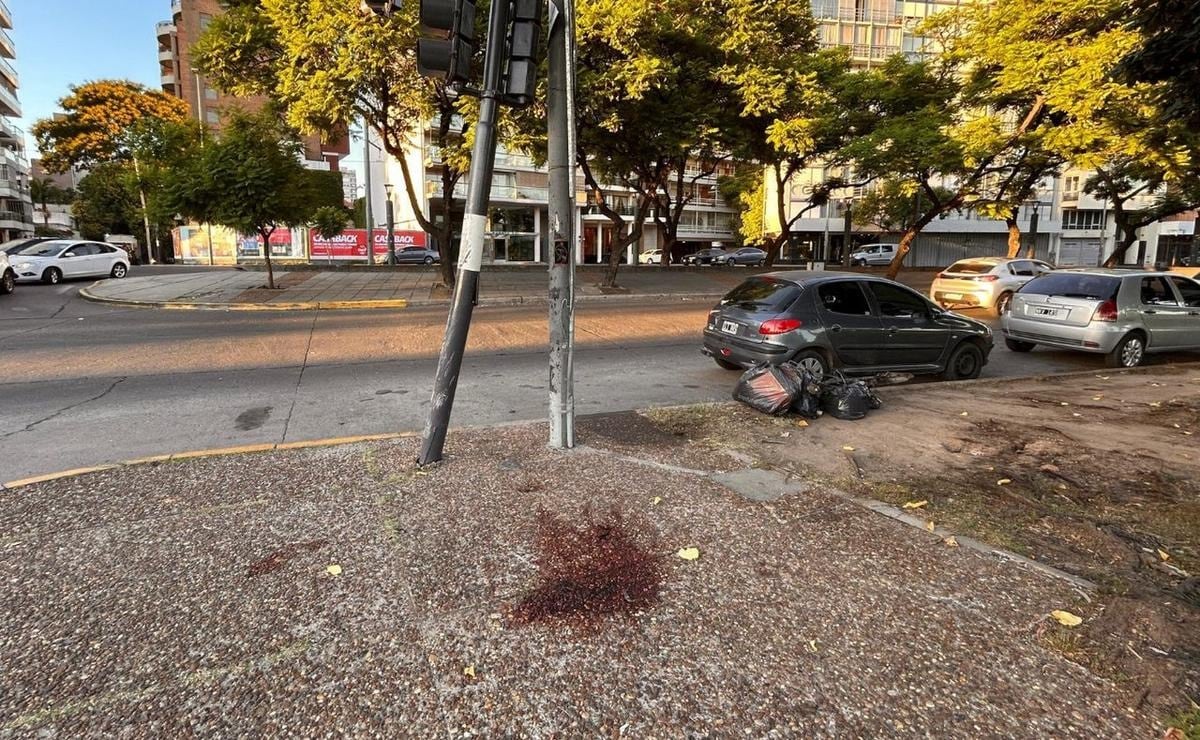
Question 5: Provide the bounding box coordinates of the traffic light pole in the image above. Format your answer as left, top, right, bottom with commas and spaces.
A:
547, 0, 576, 449
418, 0, 510, 465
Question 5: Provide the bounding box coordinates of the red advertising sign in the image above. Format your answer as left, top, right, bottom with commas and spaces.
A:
309, 229, 428, 260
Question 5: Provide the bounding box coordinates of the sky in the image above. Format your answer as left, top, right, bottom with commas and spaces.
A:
8, 0, 368, 181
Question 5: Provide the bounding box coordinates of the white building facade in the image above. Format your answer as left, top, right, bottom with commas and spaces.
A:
0, 0, 34, 242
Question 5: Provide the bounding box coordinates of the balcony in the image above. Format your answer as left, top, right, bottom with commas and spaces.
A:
157, 21, 176, 40
425, 175, 548, 203
0, 53, 15, 89
811, 2, 899, 24
0, 27, 13, 59
160, 71, 177, 87
0, 81, 19, 118
819, 40, 900, 62
0, 116, 20, 146
159, 48, 176, 64
0, 0, 10, 31
171, 0, 183, 17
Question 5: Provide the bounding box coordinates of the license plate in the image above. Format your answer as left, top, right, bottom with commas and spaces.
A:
1033, 307, 1062, 318
721, 320, 739, 335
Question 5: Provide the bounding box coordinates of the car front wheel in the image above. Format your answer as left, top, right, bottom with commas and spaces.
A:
111, 262, 128, 278
942, 342, 984, 381
993, 291, 1013, 316
1106, 333, 1145, 368
423, 256, 434, 264
1, 269, 14, 294
43, 267, 62, 285
852, 258, 866, 267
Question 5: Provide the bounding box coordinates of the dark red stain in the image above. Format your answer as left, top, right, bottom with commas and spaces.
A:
510, 510, 663, 630
246, 539, 328, 577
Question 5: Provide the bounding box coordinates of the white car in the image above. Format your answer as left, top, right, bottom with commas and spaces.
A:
1, 249, 14, 295
10, 239, 131, 285
850, 243, 898, 266
931, 257, 1055, 316
639, 249, 670, 265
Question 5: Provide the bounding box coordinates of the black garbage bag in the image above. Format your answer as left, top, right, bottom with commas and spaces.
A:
820, 372, 881, 420
781, 363, 823, 419
733, 363, 801, 415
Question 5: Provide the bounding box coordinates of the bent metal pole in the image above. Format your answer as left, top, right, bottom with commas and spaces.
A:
417, 0, 510, 466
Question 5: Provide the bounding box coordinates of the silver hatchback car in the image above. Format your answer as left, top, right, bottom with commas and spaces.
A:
1001, 269, 1200, 368
931, 257, 1055, 315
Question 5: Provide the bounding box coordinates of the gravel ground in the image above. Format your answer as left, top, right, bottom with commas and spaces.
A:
0, 424, 1152, 737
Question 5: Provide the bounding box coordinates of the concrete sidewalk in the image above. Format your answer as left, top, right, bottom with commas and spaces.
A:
81, 266, 939, 311
0, 417, 1149, 735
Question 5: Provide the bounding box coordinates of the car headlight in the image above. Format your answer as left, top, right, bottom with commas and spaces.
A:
14, 262, 31, 271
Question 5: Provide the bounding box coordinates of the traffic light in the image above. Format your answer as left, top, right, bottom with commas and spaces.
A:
501, 0, 543, 107
416, 0, 477, 85
360, 0, 403, 15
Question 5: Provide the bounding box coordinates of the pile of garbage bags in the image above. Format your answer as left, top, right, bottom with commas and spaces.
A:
733, 363, 884, 421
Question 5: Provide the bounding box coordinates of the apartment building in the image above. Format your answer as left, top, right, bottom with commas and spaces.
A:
0, 0, 34, 242
778, 0, 1195, 269
373, 115, 739, 265
156, 0, 349, 172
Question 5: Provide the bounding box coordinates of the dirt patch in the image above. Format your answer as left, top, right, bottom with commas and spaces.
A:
640, 366, 1200, 717
508, 510, 663, 632
246, 539, 328, 577
578, 410, 688, 449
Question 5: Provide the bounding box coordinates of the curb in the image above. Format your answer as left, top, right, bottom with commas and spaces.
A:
79, 287, 410, 312
1, 432, 414, 490
80, 286, 723, 311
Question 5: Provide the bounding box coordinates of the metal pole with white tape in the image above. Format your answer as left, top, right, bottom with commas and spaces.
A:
417, 0, 511, 466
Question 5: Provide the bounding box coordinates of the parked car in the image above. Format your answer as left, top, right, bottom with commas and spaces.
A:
638, 249, 671, 265
703, 272, 993, 380
682, 248, 729, 266
396, 246, 440, 264
1, 237, 54, 256
10, 239, 131, 285
849, 243, 898, 267
1001, 269, 1200, 368
931, 257, 1055, 315
1, 249, 14, 296
720, 247, 767, 267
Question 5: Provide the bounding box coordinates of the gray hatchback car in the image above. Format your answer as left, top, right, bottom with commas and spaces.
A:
1001, 269, 1200, 368
703, 272, 994, 380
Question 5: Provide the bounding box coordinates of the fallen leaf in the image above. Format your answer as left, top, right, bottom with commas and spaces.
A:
1149, 402, 1162, 407
1096, 375, 1110, 380
1050, 609, 1083, 627
1059, 402, 1070, 406
651, 496, 663, 506
943, 536, 959, 548
326, 564, 343, 577
959, 411, 969, 417
1173, 424, 1181, 429
1158, 549, 1170, 561
1092, 395, 1103, 401
842, 445, 855, 452
997, 478, 1013, 486
1151, 382, 1161, 387
676, 547, 700, 561
796, 419, 809, 428
1184, 431, 1194, 436
925, 520, 936, 532
807, 640, 819, 653
463, 665, 476, 679
1072, 413, 1082, 418
902, 500, 928, 510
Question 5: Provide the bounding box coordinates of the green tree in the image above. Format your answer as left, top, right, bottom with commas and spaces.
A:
1119, 0, 1200, 129
853, 179, 956, 234
165, 110, 342, 289
72, 163, 140, 242
29, 178, 75, 234
193, 0, 471, 286
311, 205, 353, 240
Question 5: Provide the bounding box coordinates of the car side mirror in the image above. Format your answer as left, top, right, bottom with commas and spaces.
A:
61, 252, 74, 258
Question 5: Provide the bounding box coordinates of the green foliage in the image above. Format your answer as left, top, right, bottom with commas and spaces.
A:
1119, 0, 1200, 129
72, 163, 141, 241
718, 166, 765, 245
29, 178, 74, 206
32, 80, 190, 172
311, 205, 352, 240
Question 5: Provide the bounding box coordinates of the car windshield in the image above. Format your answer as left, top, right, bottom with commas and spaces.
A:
1018, 273, 1120, 301
945, 261, 995, 274
17, 242, 69, 257
720, 277, 801, 310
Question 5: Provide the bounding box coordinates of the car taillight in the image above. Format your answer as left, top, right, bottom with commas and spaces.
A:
707, 310, 719, 325
759, 318, 803, 335
1093, 299, 1118, 322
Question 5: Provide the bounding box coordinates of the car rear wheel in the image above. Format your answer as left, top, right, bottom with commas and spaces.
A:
43, 267, 62, 285
111, 262, 128, 278
791, 349, 828, 377
993, 291, 1013, 316
713, 357, 742, 371
423, 256, 434, 264
1106, 333, 1145, 369
1004, 338, 1036, 352
942, 342, 983, 381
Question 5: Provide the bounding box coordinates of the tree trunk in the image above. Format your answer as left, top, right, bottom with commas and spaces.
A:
764, 164, 789, 268
884, 207, 943, 281
1102, 225, 1139, 268
600, 196, 652, 288
259, 227, 276, 290
1005, 211, 1021, 258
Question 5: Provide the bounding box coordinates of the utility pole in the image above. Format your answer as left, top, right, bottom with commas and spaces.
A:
418, 0, 511, 465
363, 119, 375, 266
841, 200, 853, 268
547, 0, 577, 449
385, 183, 397, 264
193, 69, 215, 266
1026, 203, 1040, 260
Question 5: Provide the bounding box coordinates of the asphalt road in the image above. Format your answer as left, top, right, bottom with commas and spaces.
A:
2, 266, 1191, 482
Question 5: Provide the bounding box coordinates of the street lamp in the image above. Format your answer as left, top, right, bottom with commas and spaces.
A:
384, 182, 397, 265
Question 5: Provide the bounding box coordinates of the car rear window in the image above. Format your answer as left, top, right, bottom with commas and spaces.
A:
1017, 273, 1120, 301
720, 277, 801, 311
945, 261, 994, 274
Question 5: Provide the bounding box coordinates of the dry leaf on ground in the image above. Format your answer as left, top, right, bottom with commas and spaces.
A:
677, 547, 701, 561
1050, 609, 1083, 627
902, 500, 928, 510
463, 665, 476, 679
842, 445, 855, 452
943, 536, 959, 547
997, 478, 1013, 486
326, 564, 343, 577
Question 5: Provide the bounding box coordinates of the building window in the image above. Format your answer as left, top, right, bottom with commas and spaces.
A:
206, 110, 220, 125
1062, 209, 1103, 230
204, 86, 218, 101
199, 13, 213, 31
1063, 175, 1081, 201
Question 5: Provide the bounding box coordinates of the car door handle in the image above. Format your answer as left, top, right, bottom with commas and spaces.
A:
886, 326, 898, 334
829, 324, 842, 333
1143, 309, 1157, 314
